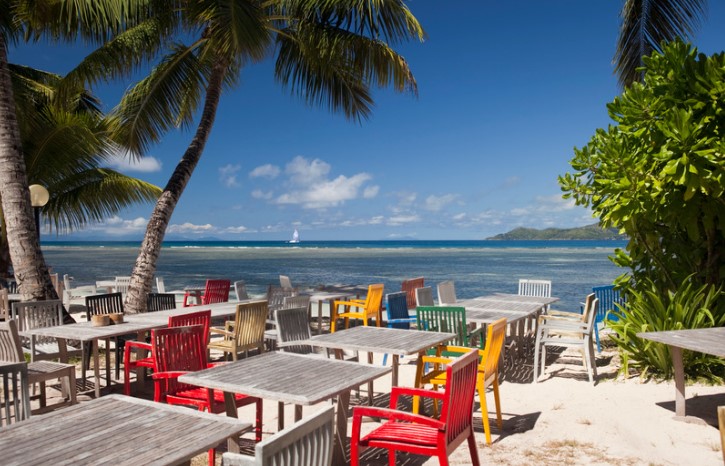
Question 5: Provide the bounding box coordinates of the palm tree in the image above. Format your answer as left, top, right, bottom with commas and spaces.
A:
0, 0, 157, 300
0, 64, 162, 277
615, 0, 707, 87
112, 0, 426, 313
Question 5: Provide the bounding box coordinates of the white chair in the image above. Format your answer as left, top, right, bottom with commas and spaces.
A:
415, 286, 435, 306
155, 276, 166, 293
11, 300, 82, 362
234, 280, 249, 301
533, 293, 599, 384
518, 278, 552, 298
62, 274, 95, 304
114, 276, 132, 296
279, 275, 293, 289
222, 406, 334, 466
437, 280, 457, 305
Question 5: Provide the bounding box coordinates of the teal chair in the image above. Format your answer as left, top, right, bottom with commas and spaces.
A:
592, 285, 624, 352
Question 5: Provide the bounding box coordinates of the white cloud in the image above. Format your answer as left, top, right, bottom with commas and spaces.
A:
363, 185, 379, 199
90, 215, 149, 236
223, 225, 249, 233
219, 164, 242, 188
387, 214, 420, 226
251, 190, 273, 200
250, 164, 281, 179
453, 213, 467, 221
107, 153, 162, 173
425, 194, 458, 212
167, 222, 214, 234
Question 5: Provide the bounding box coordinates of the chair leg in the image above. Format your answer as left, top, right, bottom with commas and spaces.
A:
478, 383, 492, 444
493, 378, 502, 430
254, 398, 263, 442
67, 369, 77, 405
595, 324, 602, 353
533, 330, 541, 382
467, 430, 481, 466
388, 450, 396, 466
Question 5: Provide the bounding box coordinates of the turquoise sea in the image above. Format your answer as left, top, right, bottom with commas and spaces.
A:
42, 240, 628, 312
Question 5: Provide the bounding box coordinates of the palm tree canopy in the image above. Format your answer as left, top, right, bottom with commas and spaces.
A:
615, 0, 707, 87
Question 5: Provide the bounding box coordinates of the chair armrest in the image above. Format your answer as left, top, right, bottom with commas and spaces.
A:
210, 327, 234, 337
220, 452, 255, 466
538, 314, 582, 325
547, 309, 582, 317
152, 371, 189, 381
333, 299, 364, 309
353, 406, 445, 429
124, 340, 151, 352
390, 385, 446, 406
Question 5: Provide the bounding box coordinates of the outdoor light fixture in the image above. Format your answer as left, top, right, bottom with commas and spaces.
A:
29, 184, 50, 237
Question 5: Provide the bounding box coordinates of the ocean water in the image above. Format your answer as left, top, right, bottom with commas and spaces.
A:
42, 240, 627, 312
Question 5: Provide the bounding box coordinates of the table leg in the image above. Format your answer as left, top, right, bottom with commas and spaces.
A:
392, 354, 400, 387
135, 330, 147, 391
104, 338, 111, 386
92, 340, 101, 398
366, 351, 374, 404
672, 346, 686, 418
223, 391, 241, 453
333, 391, 351, 466
278, 401, 285, 431
294, 405, 302, 422
317, 300, 324, 335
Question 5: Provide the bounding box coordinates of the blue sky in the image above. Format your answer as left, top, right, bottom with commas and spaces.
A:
11, 1, 725, 241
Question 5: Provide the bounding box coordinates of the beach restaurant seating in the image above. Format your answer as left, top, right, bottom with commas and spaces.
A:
146, 292, 177, 312
350, 349, 481, 466
123, 309, 211, 396
382, 291, 416, 366
416, 286, 435, 306
208, 301, 267, 361
114, 276, 132, 296
0, 359, 30, 427
330, 283, 384, 332
234, 280, 249, 301
183, 279, 231, 307
151, 324, 262, 466
437, 280, 457, 305
415, 317, 507, 444
401, 276, 425, 309
416, 306, 484, 351
222, 405, 334, 466
279, 275, 293, 289
534, 293, 599, 384
518, 278, 552, 299
84, 292, 128, 379
11, 299, 82, 362
592, 285, 625, 352
0, 288, 9, 320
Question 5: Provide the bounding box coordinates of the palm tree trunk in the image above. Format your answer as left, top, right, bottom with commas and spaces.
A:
125, 60, 228, 313
0, 34, 56, 302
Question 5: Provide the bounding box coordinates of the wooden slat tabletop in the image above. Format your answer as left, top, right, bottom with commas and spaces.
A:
21, 319, 166, 342
0, 394, 250, 466
488, 293, 560, 305
296, 326, 456, 354
179, 351, 391, 405
637, 327, 725, 357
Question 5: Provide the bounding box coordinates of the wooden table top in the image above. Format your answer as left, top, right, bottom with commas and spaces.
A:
21, 319, 167, 341
0, 394, 250, 466
179, 351, 391, 405
456, 294, 559, 324
293, 326, 456, 354
638, 327, 725, 358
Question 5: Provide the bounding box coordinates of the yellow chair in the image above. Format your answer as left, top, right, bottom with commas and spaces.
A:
415, 317, 507, 444
330, 284, 384, 332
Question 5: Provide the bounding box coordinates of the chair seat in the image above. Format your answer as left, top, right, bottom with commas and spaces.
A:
361, 421, 438, 448
26, 361, 75, 383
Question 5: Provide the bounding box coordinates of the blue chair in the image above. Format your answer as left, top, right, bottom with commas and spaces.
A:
592, 285, 624, 352
382, 292, 416, 365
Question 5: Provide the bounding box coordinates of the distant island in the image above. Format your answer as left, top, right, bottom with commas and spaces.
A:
487, 223, 627, 241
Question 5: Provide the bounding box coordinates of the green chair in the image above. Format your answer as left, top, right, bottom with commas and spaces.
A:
416, 306, 484, 354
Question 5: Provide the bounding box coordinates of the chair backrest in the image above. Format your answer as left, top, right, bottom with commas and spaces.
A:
0, 288, 9, 321
415, 286, 435, 307
155, 276, 166, 293
151, 325, 207, 398
222, 405, 335, 466
234, 280, 249, 301
584, 296, 599, 332
169, 309, 212, 346
480, 318, 507, 381
202, 279, 231, 305
593, 285, 623, 324
363, 284, 385, 312
437, 281, 457, 305
279, 275, 293, 289
49, 273, 61, 295
401, 277, 424, 309
385, 291, 411, 329
147, 293, 177, 312
439, 349, 479, 446
0, 360, 31, 427
85, 292, 124, 318
275, 307, 313, 355
232, 301, 268, 348
282, 294, 310, 310
11, 300, 65, 348
114, 276, 132, 296
579, 293, 598, 325
416, 306, 472, 347
267, 285, 298, 312
0, 319, 25, 363
518, 279, 552, 298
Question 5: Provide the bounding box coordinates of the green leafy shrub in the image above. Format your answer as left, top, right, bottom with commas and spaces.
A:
609, 278, 725, 382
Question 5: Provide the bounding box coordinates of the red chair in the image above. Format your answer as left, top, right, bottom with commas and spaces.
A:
123, 309, 211, 396
401, 276, 424, 309
151, 325, 262, 466
183, 279, 231, 307
350, 349, 480, 466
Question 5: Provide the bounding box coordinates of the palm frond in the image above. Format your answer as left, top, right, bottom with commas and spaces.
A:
615, 0, 706, 87
195, 0, 270, 63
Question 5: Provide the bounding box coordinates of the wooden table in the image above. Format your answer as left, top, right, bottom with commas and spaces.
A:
285, 326, 456, 387
0, 394, 251, 465
638, 327, 725, 420
178, 351, 390, 465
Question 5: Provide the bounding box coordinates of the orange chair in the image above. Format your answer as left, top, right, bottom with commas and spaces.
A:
415, 317, 508, 444
330, 283, 384, 332
183, 279, 230, 307
350, 349, 480, 466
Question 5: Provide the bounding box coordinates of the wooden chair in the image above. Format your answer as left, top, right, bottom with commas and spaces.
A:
279, 275, 293, 289
151, 324, 262, 466
11, 300, 82, 362
0, 361, 31, 427
330, 283, 384, 332
416, 317, 507, 444
123, 309, 211, 396
234, 280, 249, 301
382, 291, 416, 366
437, 280, 457, 305
147, 292, 177, 312
416, 306, 484, 351
350, 349, 480, 466
592, 285, 625, 352
518, 278, 552, 298
0, 319, 76, 414
183, 279, 231, 307
222, 405, 334, 466
114, 276, 132, 296
85, 292, 135, 379
534, 294, 599, 384
401, 276, 424, 309
415, 286, 435, 306
155, 276, 166, 293
275, 306, 315, 355
208, 301, 267, 361
266, 294, 311, 350
0, 288, 9, 320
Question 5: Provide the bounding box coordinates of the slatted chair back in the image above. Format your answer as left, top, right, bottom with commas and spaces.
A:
0, 360, 31, 427
11, 300, 65, 350
202, 279, 231, 305
266, 285, 298, 313
147, 293, 177, 312
151, 325, 208, 402
114, 276, 132, 296
275, 307, 314, 355
49, 273, 61, 297
385, 291, 413, 329
361, 283, 385, 319
481, 318, 508, 382
442, 349, 479, 446
0, 318, 25, 363
234, 280, 249, 301
416, 306, 474, 347
233, 301, 268, 352
592, 285, 624, 352
415, 286, 435, 307
155, 276, 166, 293
169, 309, 212, 346
282, 294, 310, 310
0, 288, 9, 321
401, 277, 424, 309
518, 279, 552, 298
279, 275, 293, 289
85, 292, 124, 318
222, 405, 335, 466
437, 280, 457, 305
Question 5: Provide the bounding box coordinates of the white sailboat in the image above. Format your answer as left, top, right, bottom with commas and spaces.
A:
288, 229, 300, 244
